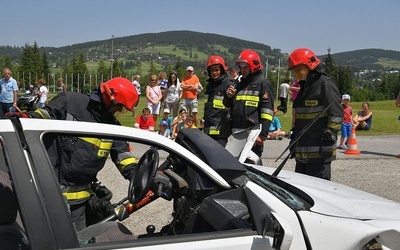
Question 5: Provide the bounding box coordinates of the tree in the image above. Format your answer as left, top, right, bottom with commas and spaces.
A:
336, 65, 354, 95
324, 48, 337, 80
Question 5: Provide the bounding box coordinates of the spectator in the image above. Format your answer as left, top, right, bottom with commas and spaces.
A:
197, 82, 203, 99
134, 107, 155, 131
184, 114, 197, 129
224, 50, 274, 161
171, 109, 188, 140
165, 71, 180, 117
0, 68, 18, 117
337, 94, 353, 150
57, 78, 67, 93
132, 75, 141, 95
146, 75, 162, 123
288, 47, 342, 180
203, 55, 231, 146
160, 108, 173, 136
158, 120, 171, 139
277, 79, 291, 114
180, 66, 200, 127
267, 111, 286, 140
34, 79, 48, 108
158, 71, 168, 106
289, 80, 300, 101
353, 102, 372, 131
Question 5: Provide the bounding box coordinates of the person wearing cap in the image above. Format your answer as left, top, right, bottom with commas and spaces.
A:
180, 66, 200, 127
57, 78, 67, 93
337, 94, 353, 150
288, 48, 342, 180
158, 120, 171, 139
160, 108, 173, 136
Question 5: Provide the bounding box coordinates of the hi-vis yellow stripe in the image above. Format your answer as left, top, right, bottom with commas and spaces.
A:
236, 95, 259, 102
212, 99, 225, 109
119, 157, 138, 171
80, 137, 113, 149
261, 113, 273, 121
80, 137, 113, 157
63, 190, 91, 200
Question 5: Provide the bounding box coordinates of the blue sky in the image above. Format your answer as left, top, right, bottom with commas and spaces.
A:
5, 0, 400, 55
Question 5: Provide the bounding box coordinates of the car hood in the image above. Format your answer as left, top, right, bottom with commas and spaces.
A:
254, 166, 400, 221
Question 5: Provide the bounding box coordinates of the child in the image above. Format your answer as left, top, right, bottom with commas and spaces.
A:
267, 110, 286, 140
184, 114, 197, 129
171, 110, 188, 140
160, 108, 173, 135
158, 120, 171, 139
337, 94, 352, 150
134, 107, 155, 131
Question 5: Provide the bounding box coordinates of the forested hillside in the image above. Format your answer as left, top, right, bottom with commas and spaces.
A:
1, 30, 399, 102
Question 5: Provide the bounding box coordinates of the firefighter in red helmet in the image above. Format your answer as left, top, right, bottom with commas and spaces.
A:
288, 48, 343, 180
7, 77, 139, 230
203, 55, 232, 146
223, 50, 274, 163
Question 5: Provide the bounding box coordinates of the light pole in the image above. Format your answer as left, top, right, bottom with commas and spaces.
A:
110, 35, 114, 79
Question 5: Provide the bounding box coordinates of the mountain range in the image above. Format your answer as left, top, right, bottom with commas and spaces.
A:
1, 30, 400, 71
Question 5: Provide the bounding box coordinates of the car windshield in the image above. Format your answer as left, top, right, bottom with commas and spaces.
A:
244, 166, 312, 210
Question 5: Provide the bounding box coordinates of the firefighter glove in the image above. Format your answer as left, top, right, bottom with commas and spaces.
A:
320, 129, 337, 159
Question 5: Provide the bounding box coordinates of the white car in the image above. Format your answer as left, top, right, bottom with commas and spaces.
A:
1, 118, 399, 250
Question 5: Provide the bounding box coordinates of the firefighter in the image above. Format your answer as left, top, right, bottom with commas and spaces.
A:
203, 55, 232, 146
223, 49, 274, 161
288, 48, 343, 180
7, 77, 139, 231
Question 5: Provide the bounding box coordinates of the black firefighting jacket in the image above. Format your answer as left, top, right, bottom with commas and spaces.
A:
203, 73, 232, 137
293, 70, 343, 163
28, 90, 137, 201
223, 71, 274, 137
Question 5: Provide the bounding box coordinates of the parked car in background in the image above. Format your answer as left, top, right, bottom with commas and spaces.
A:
1, 118, 400, 249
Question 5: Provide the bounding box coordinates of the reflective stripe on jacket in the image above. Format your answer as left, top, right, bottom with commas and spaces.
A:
203, 74, 232, 137
293, 73, 343, 163
223, 71, 274, 137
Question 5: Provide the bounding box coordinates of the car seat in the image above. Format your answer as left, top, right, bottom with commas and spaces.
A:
0, 171, 29, 250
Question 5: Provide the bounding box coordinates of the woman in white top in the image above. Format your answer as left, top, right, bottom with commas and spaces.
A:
164, 71, 181, 118
146, 74, 162, 122
35, 79, 48, 108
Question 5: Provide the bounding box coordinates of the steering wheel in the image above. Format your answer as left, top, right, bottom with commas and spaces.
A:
128, 147, 159, 204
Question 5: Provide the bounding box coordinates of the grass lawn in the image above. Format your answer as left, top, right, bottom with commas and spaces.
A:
117, 98, 400, 136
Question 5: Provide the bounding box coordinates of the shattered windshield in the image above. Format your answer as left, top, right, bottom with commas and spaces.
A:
245, 167, 312, 210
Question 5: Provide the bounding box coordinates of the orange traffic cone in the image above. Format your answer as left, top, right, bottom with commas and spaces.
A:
344, 127, 360, 155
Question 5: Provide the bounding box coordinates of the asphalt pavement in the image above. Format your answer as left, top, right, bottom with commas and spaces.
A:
262, 134, 400, 160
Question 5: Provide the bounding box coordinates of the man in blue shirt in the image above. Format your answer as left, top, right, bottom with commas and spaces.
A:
0, 68, 19, 117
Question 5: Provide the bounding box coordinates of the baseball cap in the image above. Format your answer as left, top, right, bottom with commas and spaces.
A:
342, 94, 351, 100
186, 66, 194, 71
163, 108, 170, 114
160, 120, 168, 126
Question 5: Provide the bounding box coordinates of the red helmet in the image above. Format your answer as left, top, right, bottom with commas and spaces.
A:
206, 55, 228, 71
235, 49, 263, 72
100, 77, 138, 111
288, 48, 321, 70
